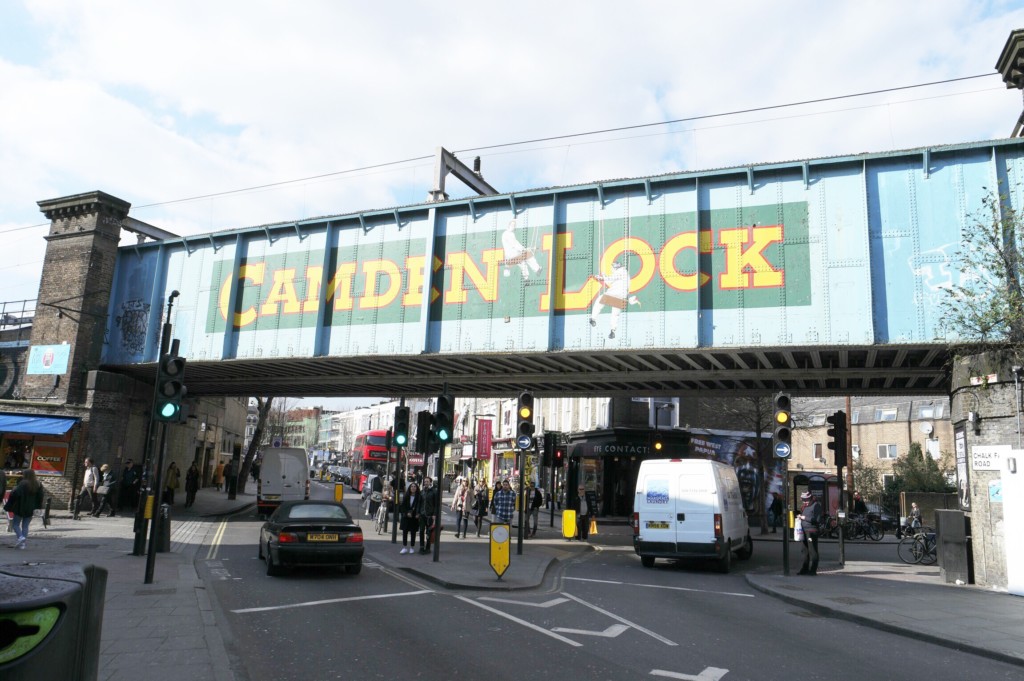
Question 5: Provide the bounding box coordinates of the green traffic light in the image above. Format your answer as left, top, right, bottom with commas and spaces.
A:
395, 434, 407, 446
437, 428, 450, 442
159, 402, 180, 419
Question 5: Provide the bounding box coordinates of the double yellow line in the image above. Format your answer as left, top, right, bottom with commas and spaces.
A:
205, 518, 229, 560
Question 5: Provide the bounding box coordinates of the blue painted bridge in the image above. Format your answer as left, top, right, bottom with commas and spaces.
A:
101, 138, 1024, 397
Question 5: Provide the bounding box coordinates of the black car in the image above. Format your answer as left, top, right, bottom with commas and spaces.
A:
865, 502, 898, 531
259, 500, 364, 576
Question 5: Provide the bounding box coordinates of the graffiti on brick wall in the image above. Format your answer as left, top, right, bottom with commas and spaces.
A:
0, 348, 23, 398
115, 299, 150, 357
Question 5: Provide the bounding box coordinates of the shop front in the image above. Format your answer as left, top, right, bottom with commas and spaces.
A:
0, 412, 80, 498
566, 428, 660, 519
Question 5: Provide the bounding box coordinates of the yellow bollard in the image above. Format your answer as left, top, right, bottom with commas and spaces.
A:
334, 483, 344, 503
144, 493, 155, 520
489, 522, 510, 579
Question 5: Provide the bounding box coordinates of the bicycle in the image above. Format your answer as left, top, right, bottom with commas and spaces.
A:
897, 527, 936, 564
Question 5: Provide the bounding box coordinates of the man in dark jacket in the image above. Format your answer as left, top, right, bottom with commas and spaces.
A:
527, 483, 543, 537
419, 477, 438, 554
797, 491, 823, 575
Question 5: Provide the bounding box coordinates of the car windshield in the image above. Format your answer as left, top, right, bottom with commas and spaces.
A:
283, 504, 351, 521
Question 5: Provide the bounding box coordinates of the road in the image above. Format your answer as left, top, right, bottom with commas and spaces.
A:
195, 483, 1021, 681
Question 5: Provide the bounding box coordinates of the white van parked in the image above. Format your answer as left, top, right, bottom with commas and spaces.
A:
257, 447, 310, 517
632, 458, 753, 573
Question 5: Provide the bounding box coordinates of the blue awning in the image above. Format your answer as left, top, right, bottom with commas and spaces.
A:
0, 413, 79, 436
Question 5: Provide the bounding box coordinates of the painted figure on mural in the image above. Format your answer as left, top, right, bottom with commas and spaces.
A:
589, 260, 640, 339
501, 219, 542, 280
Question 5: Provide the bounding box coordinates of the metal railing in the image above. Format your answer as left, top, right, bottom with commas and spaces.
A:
0, 299, 35, 346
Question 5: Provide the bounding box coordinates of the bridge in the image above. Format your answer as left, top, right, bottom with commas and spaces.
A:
99, 138, 1024, 398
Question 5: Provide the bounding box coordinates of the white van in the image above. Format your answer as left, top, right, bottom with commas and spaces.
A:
257, 448, 310, 516
632, 458, 753, 573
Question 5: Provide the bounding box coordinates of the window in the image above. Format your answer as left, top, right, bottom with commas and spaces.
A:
851, 411, 861, 424
877, 444, 897, 459
875, 408, 898, 422
918, 404, 944, 419
813, 443, 824, 461
882, 473, 895, 490
852, 444, 860, 460
926, 439, 941, 460
810, 413, 826, 427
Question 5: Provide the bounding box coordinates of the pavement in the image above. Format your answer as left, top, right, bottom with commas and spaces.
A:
1, 486, 1021, 681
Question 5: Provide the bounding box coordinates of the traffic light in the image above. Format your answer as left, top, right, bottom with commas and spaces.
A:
554, 446, 565, 465
773, 392, 792, 457
154, 353, 187, 422
652, 432, 664, 453
827, 410, 848, 468
517, 391, 535, 438
415, 410, 433, 453
542, 432, 556, 466
394, 406, 411, 448
385, 427, 393, 452
433, 394, 455, 445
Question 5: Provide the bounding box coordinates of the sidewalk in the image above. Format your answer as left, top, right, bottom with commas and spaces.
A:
1, 486, 255, 681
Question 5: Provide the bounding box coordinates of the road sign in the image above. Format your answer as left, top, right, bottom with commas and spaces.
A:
774, 442, 792, 459
517, 435, 533, 450
272, 438, 282, 448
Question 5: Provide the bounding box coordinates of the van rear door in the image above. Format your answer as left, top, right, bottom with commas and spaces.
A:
280, 452, 306, 500
636, 471, 675, 545
675, 471, 717, 546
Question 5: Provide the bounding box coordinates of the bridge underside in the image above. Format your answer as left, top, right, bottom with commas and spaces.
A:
107, 344, 951, 398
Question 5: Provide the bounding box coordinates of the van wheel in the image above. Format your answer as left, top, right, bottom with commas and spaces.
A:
736, 535, 753, 560
641, 555, 655, 568
717, 542, 732, 573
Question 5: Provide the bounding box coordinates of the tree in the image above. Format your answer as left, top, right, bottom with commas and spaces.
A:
236, 396, 273, 495
940, 191, 1024, 351
881, 442, 955, 513
712, 394, 776, 534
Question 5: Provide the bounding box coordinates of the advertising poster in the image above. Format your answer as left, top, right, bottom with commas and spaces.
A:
955, 426, 970, 511
476, 419, 493, 460
690, 431, 778, 513
31, 442, 69, 476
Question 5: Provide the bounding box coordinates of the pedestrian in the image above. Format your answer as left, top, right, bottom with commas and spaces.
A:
570, 484, 598, 541
251, 460, 261, 483
797, 491, 823, 575
4, 469, 45, 549
909, 502, 922, 530
527, 482, 543, 538
473, 480, 489, 537
164, 461, 180, 505
77, 457, 99, 518
491, 478, 516, 525
213, 460, 225, 491
92, 464, 118, 517
367, 474, 384, 519
452, 478, 469, 538
419, 477, 439, 553
223, 459, 235, 497
399, 482, 422, 554
852, 491, 868, 516
769, 493, 783, 533
185, 462, 200, 508
120, 459, 140, 510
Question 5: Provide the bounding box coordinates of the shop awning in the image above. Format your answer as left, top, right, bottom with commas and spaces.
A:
0, 413, 79, 436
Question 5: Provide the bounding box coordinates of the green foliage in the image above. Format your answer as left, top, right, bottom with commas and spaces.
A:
882, 442, 954, 510
853, 458, 885, 502
940, 191, 1024, 348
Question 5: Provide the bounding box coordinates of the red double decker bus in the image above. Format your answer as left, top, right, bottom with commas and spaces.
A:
352, 429, 389, 492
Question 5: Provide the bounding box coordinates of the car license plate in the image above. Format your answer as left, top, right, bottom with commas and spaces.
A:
646, 521, 670, 529
262, 494, 280, 500
306, 533, 339, 542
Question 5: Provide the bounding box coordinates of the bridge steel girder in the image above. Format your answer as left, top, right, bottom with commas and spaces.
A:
100, 138, 1024, 398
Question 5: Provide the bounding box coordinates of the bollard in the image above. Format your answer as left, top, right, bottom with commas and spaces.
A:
0, 562, 108, 681
334, 483, 344, 503
156, 503, 171, 553
42, 498, 51, 528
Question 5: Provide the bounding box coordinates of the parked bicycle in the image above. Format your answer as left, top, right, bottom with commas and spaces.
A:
897, 527, 936, 564
841, 513, 884, 541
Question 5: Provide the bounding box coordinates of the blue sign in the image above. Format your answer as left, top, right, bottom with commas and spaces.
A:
27, 344, 70, 375
774, 442, 792, 459
517, 435, 533, 450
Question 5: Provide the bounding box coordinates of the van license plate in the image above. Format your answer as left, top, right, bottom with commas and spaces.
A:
307, 533, 338, 542
263, 495, 280, 500
646, 521, 670, 529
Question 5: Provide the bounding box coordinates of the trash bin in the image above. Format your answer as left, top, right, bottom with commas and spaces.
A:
0, 562, 107, 681
157, 503, 171, 553
934, 509, 969, 584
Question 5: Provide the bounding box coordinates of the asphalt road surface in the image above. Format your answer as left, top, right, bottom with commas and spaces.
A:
195, 485, 1021, 681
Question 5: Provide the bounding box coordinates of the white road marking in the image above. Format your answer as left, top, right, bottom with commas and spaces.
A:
551, 623, 629, 638
457, 596, 582, 647
562, 592, 677, 646
231, 589, 431, 614
565, 576, 754, 598
650, 667, 729, 680
478, 596, 570, 608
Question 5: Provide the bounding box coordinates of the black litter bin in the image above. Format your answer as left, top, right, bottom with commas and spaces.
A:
0, 562, 107, 681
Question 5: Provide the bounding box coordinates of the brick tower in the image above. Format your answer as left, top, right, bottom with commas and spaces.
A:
23, 191, 130, 404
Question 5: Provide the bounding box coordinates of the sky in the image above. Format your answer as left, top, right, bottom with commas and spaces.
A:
2, 1, 1024, 409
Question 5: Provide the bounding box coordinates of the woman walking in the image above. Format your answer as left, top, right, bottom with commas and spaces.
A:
399, 482, 422, 554
164, 461, 180, 505
473, 480, 489, 537
92, 464, 118, 517
452, 478, 469, 538
5, 470, 45, 549
184, 463, 200, 508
